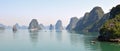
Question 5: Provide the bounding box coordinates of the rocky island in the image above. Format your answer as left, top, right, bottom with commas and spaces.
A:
98, 5, 120, 42
55, 20, 63, 32
28, 19, 41, 31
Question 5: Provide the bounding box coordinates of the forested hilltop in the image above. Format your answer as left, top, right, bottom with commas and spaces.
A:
98, 5, 120, 42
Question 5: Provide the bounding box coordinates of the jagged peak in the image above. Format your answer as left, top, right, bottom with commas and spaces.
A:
84, 12, 89, 17
31, 19, 37, 21
71, 17, 78, 18
90, 6, 104, 14
93, 6, 102, 10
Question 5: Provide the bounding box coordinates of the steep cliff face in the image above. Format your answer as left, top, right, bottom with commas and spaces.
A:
74, 13, 89, 31
89, 13, 110, 32
55, 20, 63, 32
74, 6, 104, 32
28, 19, 41, 30
66, 17, 79, 31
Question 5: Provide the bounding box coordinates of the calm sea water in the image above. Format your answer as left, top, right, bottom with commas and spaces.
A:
0, 30, 120, 51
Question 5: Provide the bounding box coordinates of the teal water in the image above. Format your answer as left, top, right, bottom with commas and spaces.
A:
0, 30, 120, 51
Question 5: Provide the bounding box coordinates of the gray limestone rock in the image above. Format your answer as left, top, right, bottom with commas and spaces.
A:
74, 6, 104, 32
28, 19, 41, 30
66, 17, 79, 31
55, 20, 63, 32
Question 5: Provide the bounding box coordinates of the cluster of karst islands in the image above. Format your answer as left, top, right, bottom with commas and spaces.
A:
0, 4, 120, 42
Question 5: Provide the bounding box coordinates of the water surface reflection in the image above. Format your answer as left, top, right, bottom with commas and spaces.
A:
70, 33, 84, 46
29, 30, 39, 46
99, 42, 120, 51
55, 32, 62, 42
2, 30, 120, 51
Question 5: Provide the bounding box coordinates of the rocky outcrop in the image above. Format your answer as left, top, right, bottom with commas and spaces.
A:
74, 6, 104, 32
12, 23, 21, 31
49, 24, 54, 30
14, 23, 20, 29
13, 24, 17, 32
28, 19, 41, 30
55, 20, 63, 32
89, 13, 110, 32
66, 17, 78, 31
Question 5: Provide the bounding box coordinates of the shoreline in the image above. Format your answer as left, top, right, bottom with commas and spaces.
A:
98, 35, 120, 42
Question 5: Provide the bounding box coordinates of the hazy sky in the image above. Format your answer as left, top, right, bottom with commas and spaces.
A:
0, 0, 120, 26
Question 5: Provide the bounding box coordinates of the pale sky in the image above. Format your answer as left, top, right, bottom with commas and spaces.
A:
0, 0, 120, 26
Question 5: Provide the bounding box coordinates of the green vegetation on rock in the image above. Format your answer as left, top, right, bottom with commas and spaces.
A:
100, 14, 120, 39
110, 5, 120, 19
98, 5, 120, 41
